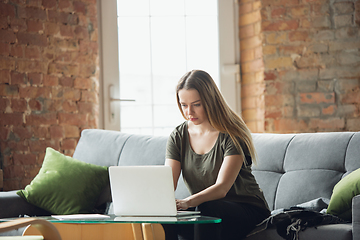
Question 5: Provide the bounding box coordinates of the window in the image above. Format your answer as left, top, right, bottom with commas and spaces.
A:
99, 0, 240, 134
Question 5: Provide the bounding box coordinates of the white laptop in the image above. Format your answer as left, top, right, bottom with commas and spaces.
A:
108, 165, 200, 218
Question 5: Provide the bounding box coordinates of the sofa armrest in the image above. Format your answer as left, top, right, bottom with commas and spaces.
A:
352, 195, 360, 240
0, 191, 50, 218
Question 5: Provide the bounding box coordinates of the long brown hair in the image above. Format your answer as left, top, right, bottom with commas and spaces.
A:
176, 70, 257, 165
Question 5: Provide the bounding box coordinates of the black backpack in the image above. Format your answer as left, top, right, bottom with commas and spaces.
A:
269, 207, 346, 240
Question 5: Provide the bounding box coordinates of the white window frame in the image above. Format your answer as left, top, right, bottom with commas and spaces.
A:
97, 0, 240, 131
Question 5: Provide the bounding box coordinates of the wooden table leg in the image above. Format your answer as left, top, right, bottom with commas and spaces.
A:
131, 223, 144, 240
141, 224, 165, 240
141, 223, 154, 240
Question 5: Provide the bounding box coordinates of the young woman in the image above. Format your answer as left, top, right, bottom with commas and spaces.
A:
164, 70, 270, 240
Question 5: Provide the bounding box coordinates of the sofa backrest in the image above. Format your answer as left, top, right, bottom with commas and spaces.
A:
72, 129, 191, 201
252, 132, 360, 211
73, 129, 360, 211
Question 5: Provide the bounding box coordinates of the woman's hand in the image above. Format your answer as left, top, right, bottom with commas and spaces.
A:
176, 199, 190, 210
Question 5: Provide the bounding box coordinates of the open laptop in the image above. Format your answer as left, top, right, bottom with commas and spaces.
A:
108, 165, 200, 218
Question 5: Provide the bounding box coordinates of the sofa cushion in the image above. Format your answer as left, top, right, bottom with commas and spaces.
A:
118, 134, 168, 166
251, 133, 295, 210
17, 148, 109, 215
276, 133, 352, 209
73, 129, 132, 166
252, 132, 358, 211
327, 168, 360, 221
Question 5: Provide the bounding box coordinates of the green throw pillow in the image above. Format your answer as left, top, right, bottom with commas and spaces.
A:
327, 168, 360, 221
17, 147, 109, 215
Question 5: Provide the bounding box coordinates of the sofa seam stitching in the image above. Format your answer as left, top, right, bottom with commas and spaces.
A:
343, 132, 356, 176
116, 134, 132, 166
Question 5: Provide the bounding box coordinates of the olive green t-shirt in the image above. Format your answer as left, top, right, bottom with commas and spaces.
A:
166, 121, 270, 212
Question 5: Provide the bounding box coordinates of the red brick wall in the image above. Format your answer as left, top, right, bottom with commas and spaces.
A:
0, 0, 99, 190
239, 0, 265, 133
261, 0, 360, 133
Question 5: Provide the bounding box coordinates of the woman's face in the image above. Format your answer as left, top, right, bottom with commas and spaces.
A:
178, 88, 208, 125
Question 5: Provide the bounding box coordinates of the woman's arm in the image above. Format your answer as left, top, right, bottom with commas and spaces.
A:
176, 154, 244, 210
165, 159, 181, 190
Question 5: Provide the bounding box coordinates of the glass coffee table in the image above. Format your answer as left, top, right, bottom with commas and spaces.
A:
6, 214, 221, 240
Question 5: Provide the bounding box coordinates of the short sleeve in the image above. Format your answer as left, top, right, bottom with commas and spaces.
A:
223, 135, 240, 157
166, 129, 181, 162
223, 135, 252, 167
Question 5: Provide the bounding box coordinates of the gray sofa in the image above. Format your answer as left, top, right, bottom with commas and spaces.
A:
1, 129, 360, 240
